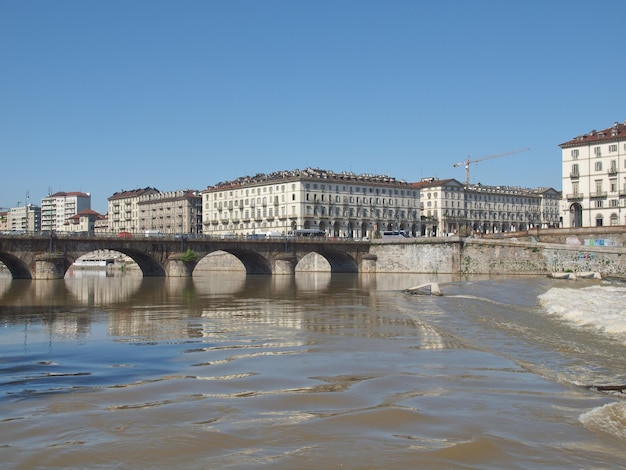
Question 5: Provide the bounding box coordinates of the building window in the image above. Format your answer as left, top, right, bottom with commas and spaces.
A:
594, 146, 602, 156
609, 144, 618, 153
595, 180, 603, 193
571, 149, 579, 158
595, 161, 602, 171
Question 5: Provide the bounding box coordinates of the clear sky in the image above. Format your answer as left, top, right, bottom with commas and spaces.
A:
2, 0, 625, 214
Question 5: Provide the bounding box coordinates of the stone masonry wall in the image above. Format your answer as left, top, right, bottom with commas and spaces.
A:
370, 238, 626, 276
370, 240, 460, 274
460, 239, 626, 276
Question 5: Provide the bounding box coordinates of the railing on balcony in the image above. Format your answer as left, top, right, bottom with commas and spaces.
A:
566, 193, 584, 200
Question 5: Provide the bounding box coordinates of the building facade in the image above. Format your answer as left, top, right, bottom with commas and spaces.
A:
560, 121, 626, 227
7, 204, 41, 233
107, 187, 160, 234
41, 191, 91, 232
64, 209, 104, 234
413, 178, 560, 236
202, 168, 421, 238
136, 190, 202, 235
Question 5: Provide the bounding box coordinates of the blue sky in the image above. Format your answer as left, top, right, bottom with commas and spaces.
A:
2, 0, 625, 214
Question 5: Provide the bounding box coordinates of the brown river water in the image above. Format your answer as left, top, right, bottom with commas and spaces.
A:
1, 269, 625, 469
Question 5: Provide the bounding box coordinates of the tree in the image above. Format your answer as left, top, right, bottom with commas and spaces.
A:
180, 248, 199, 263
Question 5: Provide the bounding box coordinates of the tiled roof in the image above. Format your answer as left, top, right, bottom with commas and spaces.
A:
411, 178, 460, 189
205, 167, 408, 192
560, 121, 626, 147
67, 209, 102, 220
108, 187, 160, 200
47, 191, 90, 198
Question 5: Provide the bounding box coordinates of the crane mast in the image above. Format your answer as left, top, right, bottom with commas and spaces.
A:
453, 148, 530, 187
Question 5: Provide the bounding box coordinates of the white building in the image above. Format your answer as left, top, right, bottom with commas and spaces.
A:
202, 168, 420, 238
413, 178, 560, 236
41, 191, 91, 232
560, 121, 626, 227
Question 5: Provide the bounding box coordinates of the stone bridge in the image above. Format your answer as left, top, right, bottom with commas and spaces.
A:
0, 235, 375, 279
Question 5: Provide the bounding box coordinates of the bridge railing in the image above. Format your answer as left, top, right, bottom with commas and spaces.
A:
0, 231, 372, 243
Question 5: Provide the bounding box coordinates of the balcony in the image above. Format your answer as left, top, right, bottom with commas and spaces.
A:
589, 191, 607, 199
566, 193, 584, 200
608, 167, 618, 176
569, 171, 579, 179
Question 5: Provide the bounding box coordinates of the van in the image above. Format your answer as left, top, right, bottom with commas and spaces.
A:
145, 230, 164, 238
265, 231, 283, 239
246, 233, 266, 240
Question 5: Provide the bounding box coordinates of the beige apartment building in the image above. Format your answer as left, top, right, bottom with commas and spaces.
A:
107, 187, 160, 234
64, 209, 104, 235
41, 191, 91, 232
107, 188, 202, 235
202, 168, 421, 238
136, 190, 202, 235
560, 121, 626, 227
413, 178, 560, 236
7, 204, 41, 233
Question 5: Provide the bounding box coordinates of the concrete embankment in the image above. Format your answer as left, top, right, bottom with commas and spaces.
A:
370, 237, 626, 276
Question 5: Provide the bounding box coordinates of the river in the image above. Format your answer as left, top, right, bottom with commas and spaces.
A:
1, 269, 625, 469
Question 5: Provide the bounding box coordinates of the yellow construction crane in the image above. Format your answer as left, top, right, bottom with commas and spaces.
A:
453, 148, 530, 187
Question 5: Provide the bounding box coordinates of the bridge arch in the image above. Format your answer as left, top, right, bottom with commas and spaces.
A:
201, 248, 272, 274
101, 248, 167, 276
297, 249, 358, 273
0, 252, 34, 279
62, 247, 167, 278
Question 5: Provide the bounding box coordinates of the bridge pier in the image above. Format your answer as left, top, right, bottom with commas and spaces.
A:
34, 253, 69, 280
360, 254, 377, 273
165, 254, 196, 277
274, 254, 297, 275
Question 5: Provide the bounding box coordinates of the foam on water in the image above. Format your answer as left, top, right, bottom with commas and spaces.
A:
538, 284, 626, 340
579, 402, 626, 439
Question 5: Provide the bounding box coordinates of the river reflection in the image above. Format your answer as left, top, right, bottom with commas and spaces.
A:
0, 270, 453, 308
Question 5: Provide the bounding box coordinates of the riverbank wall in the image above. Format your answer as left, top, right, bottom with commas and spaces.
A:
370, 235, 626, 276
